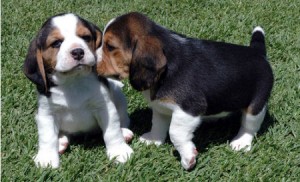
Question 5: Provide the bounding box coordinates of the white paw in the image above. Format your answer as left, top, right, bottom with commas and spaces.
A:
139, 132, 165, 146
58, 135, 69, 154
230, 135, 252, 152
107, 143, 133, 163
121, 128, 134, 143
179, 143, 198, 170
33, 150, 59, 168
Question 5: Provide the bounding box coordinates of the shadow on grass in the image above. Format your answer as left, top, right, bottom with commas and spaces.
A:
68, 108, 152, 150
129, 108, 277, 154
67, 108, 154, 151
66, 107, 277, 155
64, 131, 104, 153
129, 108, 153, 136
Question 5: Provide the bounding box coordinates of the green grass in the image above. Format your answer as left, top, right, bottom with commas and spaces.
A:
2, 0, 300, 181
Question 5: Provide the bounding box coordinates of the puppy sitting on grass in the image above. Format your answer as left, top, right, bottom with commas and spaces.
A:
23, 13, 133, 168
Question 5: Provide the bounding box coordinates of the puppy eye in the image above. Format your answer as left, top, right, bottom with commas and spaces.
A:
51, 40, 63, 48
106, 43, 116, 52
81, 35, 92, 42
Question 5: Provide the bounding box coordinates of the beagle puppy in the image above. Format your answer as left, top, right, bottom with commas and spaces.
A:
23, 13, 133, 168
96, 12, 273, 170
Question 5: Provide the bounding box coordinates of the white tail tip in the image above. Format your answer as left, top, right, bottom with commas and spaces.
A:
252, 26, 265, 35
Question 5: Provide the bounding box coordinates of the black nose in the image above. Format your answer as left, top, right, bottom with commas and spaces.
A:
71, 48, 84, 60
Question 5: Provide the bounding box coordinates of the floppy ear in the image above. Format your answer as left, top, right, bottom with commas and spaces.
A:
129, 36, 167, 91
90, 23, 102, 50
94, 25, 102, 49
78, 16, 102, 50
23, 38, 48, 95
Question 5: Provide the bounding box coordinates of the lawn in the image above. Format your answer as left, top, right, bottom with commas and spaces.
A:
1, 0, 300, 181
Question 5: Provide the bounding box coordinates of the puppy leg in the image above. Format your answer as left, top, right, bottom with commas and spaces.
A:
139, 109, 170, 145
108, 79, 133, 143
96, 100, 133, 163
116, 96, 133, 143
169, 108, 201, 170
230, 106, 266, 151
34, 112, 59, 168
115, 93, 133, 143
58, 133, 69, 154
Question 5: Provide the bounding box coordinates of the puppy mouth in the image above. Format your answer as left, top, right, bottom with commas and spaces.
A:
60, 64, 92, 74
74, 64, 88, 70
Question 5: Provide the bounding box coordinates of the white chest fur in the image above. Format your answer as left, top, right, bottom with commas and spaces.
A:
38, 73, 109, 133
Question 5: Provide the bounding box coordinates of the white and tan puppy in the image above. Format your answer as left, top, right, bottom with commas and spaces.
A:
23, 13, 133, 168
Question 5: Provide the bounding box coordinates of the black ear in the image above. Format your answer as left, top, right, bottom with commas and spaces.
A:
23, 38, 48, 95
129, 36, 167, 91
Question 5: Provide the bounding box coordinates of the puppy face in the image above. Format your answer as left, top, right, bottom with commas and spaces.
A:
96, 13, 166, 91
24, 13, 102, 94
50, 15, 97, 72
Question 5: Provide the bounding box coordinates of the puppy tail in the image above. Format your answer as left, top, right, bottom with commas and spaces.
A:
250, 26, 266, 55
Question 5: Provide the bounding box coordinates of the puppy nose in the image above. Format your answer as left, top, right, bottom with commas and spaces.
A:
71, 48, 84, 60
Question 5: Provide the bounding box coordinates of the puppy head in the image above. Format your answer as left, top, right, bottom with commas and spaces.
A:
23, 13, 102, 94
96, 12, 167, 91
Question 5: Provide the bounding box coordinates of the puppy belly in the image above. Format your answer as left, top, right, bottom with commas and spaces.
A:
59, 110, 99, 133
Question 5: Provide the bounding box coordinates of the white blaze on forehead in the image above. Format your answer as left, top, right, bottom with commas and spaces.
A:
103, 18, 116, 34
52, 14, 78, 37
51, 13, 95, 73
96, 18, 116, 62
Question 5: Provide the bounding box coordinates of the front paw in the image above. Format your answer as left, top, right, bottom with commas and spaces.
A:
107, 143, 133, 163
139, 132, 165, 146
33, 150, 59, 168
178, 143, 198, 170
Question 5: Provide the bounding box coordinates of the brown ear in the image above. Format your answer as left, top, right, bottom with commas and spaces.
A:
78, 16, 102, 50
23, 38, 48, 95
90, 23, 102, 50
129, 36, 167, 91
36, 49, 47, 92
94, 26, 102, 49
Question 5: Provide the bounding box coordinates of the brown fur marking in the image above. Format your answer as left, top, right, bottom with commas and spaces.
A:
36, 49, 47, 91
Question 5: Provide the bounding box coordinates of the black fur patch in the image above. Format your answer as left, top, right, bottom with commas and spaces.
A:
125, 13, 274, 116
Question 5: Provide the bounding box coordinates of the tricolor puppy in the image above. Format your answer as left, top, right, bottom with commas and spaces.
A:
23, 13, 133, 168
96, 12, 273, 170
